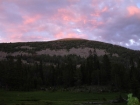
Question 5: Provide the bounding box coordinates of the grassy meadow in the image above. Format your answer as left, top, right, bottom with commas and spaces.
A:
0, 89, 127, 105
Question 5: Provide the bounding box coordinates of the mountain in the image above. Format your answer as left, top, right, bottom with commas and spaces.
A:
0, 38, 140, 92
0, 38, 139, 63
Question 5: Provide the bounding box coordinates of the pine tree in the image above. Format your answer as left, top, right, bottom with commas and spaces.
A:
86, 50, 94, 85
101, 54, 111, 84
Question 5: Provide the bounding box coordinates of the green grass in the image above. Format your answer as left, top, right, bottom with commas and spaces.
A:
0, 89, 127, 105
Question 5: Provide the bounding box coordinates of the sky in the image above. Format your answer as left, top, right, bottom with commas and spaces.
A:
0, 0, 140, 50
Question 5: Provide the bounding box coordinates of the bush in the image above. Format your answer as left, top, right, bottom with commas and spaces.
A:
127, 93, 140, 105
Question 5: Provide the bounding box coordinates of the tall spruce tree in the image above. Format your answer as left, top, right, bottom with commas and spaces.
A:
101, 54, 111, 85
86, 50, 94, 85
92, 49, 101, 85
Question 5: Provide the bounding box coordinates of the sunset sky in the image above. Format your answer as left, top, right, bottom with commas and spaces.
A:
0, 0, 140, 50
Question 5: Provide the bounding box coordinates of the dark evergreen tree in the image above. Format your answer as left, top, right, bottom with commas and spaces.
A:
92, 49, 100, 85
62, 56, 76, 87
55, 62, 63, 86
39, 61, 44, 85
80, 62, 87, 85
101, 54, 111, 85
75, 67, 82, 86
129, 57, 140, 97
111, 63, 127, 90
86, 50, 94, 85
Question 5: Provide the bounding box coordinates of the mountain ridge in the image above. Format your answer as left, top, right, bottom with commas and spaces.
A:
0, 38, 139, 63
0, 38, 138, 51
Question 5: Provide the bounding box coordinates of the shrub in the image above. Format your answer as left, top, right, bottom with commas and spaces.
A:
127, 93, 140, 105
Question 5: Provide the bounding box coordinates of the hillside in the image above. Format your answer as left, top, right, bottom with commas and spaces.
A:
0, 38, 140, 94
0, 38, 139, 64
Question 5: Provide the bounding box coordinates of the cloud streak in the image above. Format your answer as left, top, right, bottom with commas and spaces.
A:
0, 0, 140, 50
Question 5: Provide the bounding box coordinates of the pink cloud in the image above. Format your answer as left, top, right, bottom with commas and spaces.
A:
102, 7, 108, 12
36, 26, 48, 32
55, 7, 105, 30
67, 33, 85, 38
9, 34, 23, 42
56, 8, 90, 25
127, 6, 140, 16
56, 8, 77, 22
55, 31, 86, 39
29, 35, 42, 40
23, 14, 41, 25
21, 35, 50, 42
55, 32, 65, 39
0, 1, 107, 43
5, 26, 24, 42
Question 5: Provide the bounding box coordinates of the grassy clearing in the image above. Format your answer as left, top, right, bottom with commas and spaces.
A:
0, 89, 127, 105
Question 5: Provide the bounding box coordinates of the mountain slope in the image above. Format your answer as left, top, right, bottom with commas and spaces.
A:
0, 38, 139, 62
0, 38, 140, 92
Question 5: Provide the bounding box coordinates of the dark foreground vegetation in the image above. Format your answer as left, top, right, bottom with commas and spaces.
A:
0, 89, 127, 105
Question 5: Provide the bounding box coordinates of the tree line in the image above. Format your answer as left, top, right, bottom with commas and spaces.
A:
0, 50, 140, 97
